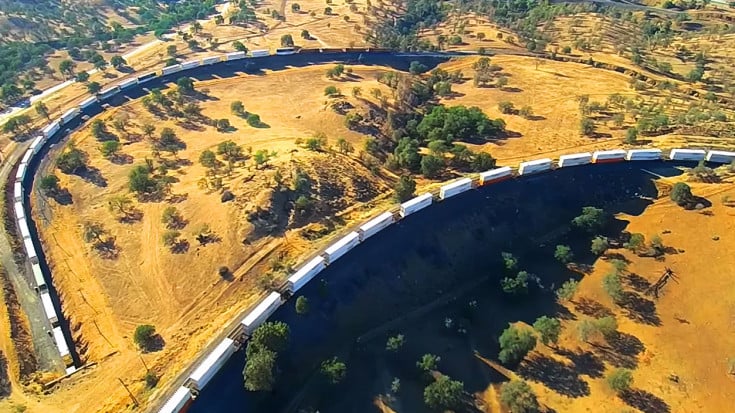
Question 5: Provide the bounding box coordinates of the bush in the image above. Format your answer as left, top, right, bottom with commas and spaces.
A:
624, 233, 645, 252
554, 244, 573, 263
420, 154, 444, 178
144, 371, 159, 388
386, 334, 405, 352
501, 271, 529, 295
562, 45, 572, 54
230, 100, 244, 115
607, 368, 633, 393
133, 325, 156, 350
498, 324, 536, 364
321, 357, 347, 384
590, 236, 609, 255
394, 175, 416, 202
38, 175, 60, 195
572, 206, 606, 233
533, 316, 561, 346
423, 375, 464, 410
556, 279, 579, 301
595, 315, 618, 337
625, 127, 638, 144
162, 230, 181, 247
500, 380, 539, 413
417, 353, 441, 372
519, 106, 533, 119
603, 273, 624, 303
280, 34, 294, 47
580, 117, 595, 136
295, 296, 309, 315
324, 85, 340, 96
498, 101, 515, 114
670, 182, 693, 206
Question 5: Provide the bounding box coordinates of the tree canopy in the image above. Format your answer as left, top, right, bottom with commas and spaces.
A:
498, 324, 536, 364
423, 375, 464, 410
500, 380, 539, 413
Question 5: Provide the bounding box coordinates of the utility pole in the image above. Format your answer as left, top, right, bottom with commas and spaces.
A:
118, 377, 139, 407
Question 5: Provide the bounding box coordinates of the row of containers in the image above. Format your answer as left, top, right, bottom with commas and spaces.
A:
157, 147, 735, 413
9, 45, 393, 374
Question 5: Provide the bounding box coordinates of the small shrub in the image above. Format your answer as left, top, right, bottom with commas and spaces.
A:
607, 368, 633, 393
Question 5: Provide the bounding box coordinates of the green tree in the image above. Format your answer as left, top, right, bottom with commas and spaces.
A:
161, 206, 184, 229
295, 296, 309, 315
162, 230, 181, 247
500, 380, 539, 413
216, 118, 231, 132
572, 206, 606, 233
554, 245, 573, 264
321, 357, 347, 384
59, 59, 75, 77
233, 41, 248, 52
580, 117, 595, 136
532, 316, 561, 347
498, 325, 536, 364
128, 165, 157, 194
603, 273, 624, 303
409, 61, 428, 75
100, 140, 120, 158
199, 150, 218, 169
501, 271, 529, 295
393, 175, 416, 202
625, 127, 638, 144
324, 85, 340, 96
417, 353, 441, 372
292, 3, 301, 12
336, 138, 354, 154
595, 315, 618, 337
423, 375, 464, 410
498, 101, 515, 114
250, 321, 290, 353
386, 334, 405, 352
556, 279, 579, 301
110, 55, 126, 69
607, 368, 633, 393
38, 175, 60, 195
624, 233, 645, 252
502, 252, 518, 271
35, 102, 49, 119
133, 325, 156, 350
76, 72, 90, 82
280, 34, 294, 47
176, 77, 195, 93
670, 182, 693, 206
230, 100, 244, 115
87, 81, 101, 94
56, 148, 87, 174
421, 154, 444, 178
243, 348, 276, 391
247, 113, 262, 127
590, 236, 609, 255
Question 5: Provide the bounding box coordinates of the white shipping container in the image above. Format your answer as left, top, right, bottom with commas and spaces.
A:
188, 338, 236, 390
98, 86, 120, 99
79, 96, 98, 109
65, 366, 77, 375
161, 65, 183, 76
669, 148, 706, 161
14, 202, 25, 220
251, 49, 270, 57
558, 152, 592, 168
41, 292, 57, 324
42, 121, 60, 138
202, 55, 222, 65
137, 72, 158, 84
400, 193, 433, 218
61, 108, 80, 124
439, 178, 473, 200
518, 158, 553, 175
119, 78, 138, 89
479, 166, 513, 185
275, 47, 297, 55
52, 327, 70, 357
287, 256, 327, 293
180, 60, 201, 70
13, 182, 23, 202
32, 263, 45, 291
241, 291, 283, 334
17, 218, 31, 239
24, 237, 37, 261
225, 51, 246, 61
158, 387, 192, 413
323, 231, 360, 264
21, 148, 33, 164
592, 149, 626, 163
626, 149, 662, 161
358, 212, 395, 242
29, 136, 44, 154
15, 163, 27, 182
705, 150, 735, 164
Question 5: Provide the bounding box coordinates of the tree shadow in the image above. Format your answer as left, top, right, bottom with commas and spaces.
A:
118, 209, 144, 224
94, 237, 119, 260
620, 291, 661, 326
171, 239, 190, 254
499, 86, 523, 93
526, 114, 546, 121
143, 334, 166, 353
555, 348, 605, 379
517, 354, 590, 398
110, 153, 134, 165
49, 188, 73, 205
621, 389, 671, 413
76, 166, 108, 187
592, 332, 644, 369
573, 297, 614, 318
554, 302, 577, 321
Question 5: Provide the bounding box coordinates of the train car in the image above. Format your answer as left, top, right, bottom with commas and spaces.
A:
41, 121, 61, 139
137, 72, 158, 84
17, 218, 31, 240
79, 96, 98, 109
241, 291, 283, 335
558, 152, 592, 168
518, 158, 553, 175
158, 387, 193, 413
592, 149, 626, 163
479, 166, 513, 185
705, 150, 735, 164
202, 55, 223, 65
286, 256, 327, 293
21, 149, 33, 164
161, 64, 183, 76
15, 163, 27, 183
439, 178, 473, 200
399, 193, 433, 218
41, 292, 57, 325
32, 263, 46, 293
275, 47, 297, 55
23, 237, 37, 262
52, 326, 70, 357
13, 181, 23, 202
357, 212, 394, 242
180, 60, 201, 70
187, 338, 237, 391
322, 232, 360, 265
29, 136, 44, 155
251, 49, 270, 58
626, 148, 662, 161
98, 86, 121, 100
119, 78, 138, 90
60, 107, 80, 124
14, 201, 25, 220
225, 51, 246, 61
669, 148, 706, 162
